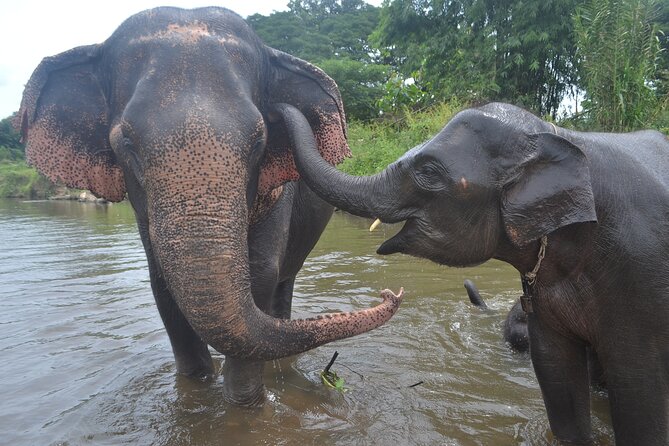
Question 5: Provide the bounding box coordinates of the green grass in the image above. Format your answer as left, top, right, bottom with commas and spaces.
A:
340, 101, 463, 175
0, 159, 56, 198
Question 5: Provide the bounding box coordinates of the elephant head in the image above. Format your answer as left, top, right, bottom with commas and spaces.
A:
277, 102, 597, 276
16, 8, 402, 367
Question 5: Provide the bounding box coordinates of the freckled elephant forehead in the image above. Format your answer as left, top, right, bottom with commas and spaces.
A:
129, 22, 244, 46
109, 7, 261, 48
142, 111, 262, 157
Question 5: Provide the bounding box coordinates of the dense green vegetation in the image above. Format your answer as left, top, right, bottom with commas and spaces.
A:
252, 0, 668, 127
0, 115, 57, 199
574, 0, 666, 130
340, 101, 463, 175
1, 0, 667, 197
0, 161, 55, 198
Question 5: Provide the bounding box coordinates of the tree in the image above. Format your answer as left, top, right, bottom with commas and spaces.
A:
574, 0, 663, 130
0, 114, 22, 151
250, 1, 381, 64
0, 114, 24, 162
248, 11, 333, 61
249, 1, 387, 120
373, 0, 584, 117
654, 0, 669, 97
317, 58, 389, 120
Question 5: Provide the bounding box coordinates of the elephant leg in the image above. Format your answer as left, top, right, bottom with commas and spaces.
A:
151, 273, 215, 378
528, 314, 592, 444
222, 357, 266, 406
586, 348, 606, 389
217, 188, 293, 404
280, 181, 334, 278
138, 225, 214, 378
271, 278, 296, 320
603, 347, 668, 445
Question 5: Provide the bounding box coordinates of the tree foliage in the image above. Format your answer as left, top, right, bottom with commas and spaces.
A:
250, 0, 381, 63
0, 115, 22, 150
248, 11, 333, 61
317, 59, 389, 120
0, 114, 24, 162
373, 0, 585, 117
574, 0, 663, 130
249, 0, 668, 125
249, 0, 387, 120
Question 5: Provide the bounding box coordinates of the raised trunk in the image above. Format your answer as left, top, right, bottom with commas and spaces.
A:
150, 205, 403, 362
272, 103, 415, 223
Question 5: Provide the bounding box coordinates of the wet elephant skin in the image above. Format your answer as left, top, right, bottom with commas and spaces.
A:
282, 101, 669, 445
15, 7, 403, 407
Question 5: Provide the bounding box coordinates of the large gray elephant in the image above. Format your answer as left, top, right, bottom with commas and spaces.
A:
275, 102, 669, 445
15, 7, 402, 406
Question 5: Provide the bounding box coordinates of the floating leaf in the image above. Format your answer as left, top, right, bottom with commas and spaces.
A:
320, 370, 348, 392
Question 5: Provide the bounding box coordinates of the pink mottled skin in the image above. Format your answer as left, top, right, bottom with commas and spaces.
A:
16, 6, 402, 406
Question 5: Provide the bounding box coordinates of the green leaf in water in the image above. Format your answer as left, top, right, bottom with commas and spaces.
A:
320, 370, 348, 392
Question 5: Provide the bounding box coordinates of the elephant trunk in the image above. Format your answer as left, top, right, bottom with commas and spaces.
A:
147, 176, 403, 362
272, 103, 415, 223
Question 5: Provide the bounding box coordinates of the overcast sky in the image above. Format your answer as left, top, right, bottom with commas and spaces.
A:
0, 0, 381, 119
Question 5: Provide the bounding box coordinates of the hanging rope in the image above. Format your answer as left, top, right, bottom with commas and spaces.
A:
524, 236, 548, 285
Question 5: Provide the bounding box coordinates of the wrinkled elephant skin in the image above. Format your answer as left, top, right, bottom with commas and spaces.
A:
284, 101, 669, 445
16, 7, 403, 407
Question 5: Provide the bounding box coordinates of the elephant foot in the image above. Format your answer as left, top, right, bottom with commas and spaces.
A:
221, 357, 266, 407
174, 353, 215, 381
178, 367, 216, 382
223, 385, 266, 407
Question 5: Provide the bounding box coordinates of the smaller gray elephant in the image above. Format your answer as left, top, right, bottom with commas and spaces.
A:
280, 101, 669, 444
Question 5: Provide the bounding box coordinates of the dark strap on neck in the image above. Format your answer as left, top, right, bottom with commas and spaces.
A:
520, 276, 534, 313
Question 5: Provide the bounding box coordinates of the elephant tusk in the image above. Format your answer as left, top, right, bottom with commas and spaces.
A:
369, 218, 382, 232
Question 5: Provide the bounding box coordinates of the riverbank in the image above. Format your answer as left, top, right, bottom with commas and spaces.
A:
0, 160, 110, 202
0, 160, 57, 199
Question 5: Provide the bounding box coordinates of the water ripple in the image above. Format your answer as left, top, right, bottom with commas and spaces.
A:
0, 200, 615, 445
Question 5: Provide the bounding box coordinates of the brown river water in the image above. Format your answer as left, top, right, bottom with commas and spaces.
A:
0, 199, 615, 445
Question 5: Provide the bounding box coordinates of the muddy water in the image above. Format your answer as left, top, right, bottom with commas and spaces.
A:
0, 199, 614, 445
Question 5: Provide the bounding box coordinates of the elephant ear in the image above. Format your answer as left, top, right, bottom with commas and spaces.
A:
501, 132, 597, 246
259, 48, 351, 195
14, 44, 126, 202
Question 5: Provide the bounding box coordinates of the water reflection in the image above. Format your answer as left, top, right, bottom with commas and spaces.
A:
0, 200, 614, 445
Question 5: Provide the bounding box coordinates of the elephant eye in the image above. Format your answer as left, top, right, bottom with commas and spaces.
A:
122, 137, 144, 182
414, 161, 447, 192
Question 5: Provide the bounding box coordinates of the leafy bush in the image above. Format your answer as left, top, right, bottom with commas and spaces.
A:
376, 71, 435, 118
0, 115, 23, 152
340, 101, 462, 175
0, 145, 24, 162
317, 58, 390, 121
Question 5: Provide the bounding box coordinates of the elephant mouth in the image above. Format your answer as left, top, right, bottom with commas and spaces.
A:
374, 217, 486, 268
375, 218, 418, 256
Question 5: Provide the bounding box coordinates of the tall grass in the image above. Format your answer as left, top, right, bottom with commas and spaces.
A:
574, 0, 663, 131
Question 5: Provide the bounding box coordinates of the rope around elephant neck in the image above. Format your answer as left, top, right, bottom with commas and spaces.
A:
524, 236, 548, 286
